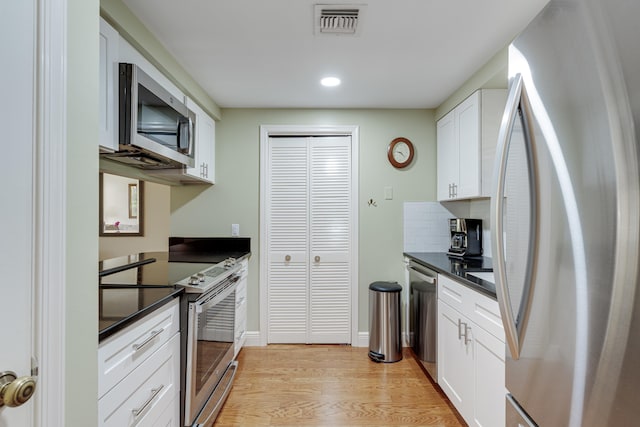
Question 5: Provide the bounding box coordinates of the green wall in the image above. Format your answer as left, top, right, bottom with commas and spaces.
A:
67, 0, 99, 425
170, 109, 436, 335
436, 47, 508, 120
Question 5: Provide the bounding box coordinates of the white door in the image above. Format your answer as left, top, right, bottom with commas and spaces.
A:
456, 92, 480, 199
437, 301, 473, 420
0, 0, 37, 425
266, 136, 353, 344
308, 138, 351, 343
436, 110, 457, 201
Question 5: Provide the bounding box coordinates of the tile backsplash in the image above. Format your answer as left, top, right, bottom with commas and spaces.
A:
403, 199, 492, 257
403, 202, 451, 252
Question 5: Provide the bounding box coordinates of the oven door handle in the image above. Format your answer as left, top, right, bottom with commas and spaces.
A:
195, 279, 237, 312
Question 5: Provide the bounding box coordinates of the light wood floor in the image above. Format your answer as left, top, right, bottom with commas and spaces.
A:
214, 345, 465, 426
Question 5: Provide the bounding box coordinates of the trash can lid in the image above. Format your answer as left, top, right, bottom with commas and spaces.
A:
369, 281, 402, 292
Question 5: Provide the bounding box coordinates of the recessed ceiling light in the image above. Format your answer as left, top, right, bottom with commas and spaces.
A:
321, 77, 341, 87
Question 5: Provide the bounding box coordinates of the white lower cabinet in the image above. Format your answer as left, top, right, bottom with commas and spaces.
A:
98, 299, 180, 427
437, 274, 505, 427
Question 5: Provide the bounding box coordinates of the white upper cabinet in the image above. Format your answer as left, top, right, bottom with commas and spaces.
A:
437, 89, 507, 201
99, 18, 119, 152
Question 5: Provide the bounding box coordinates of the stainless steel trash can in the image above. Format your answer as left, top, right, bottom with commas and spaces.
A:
368, 281, 402, 363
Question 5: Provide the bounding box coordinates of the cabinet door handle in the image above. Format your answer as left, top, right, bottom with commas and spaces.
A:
463, 324, 472, 345
131, 384, 164, 419
132, 328, 164, 352
457, 319, 464, 340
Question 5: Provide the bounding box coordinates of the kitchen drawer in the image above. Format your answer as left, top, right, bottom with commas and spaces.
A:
98, 298, 179, 398
147, 396, 179, 427
438, 274, 467, 313
99, 332, 180, 427
469, 291, 504, 341
438, 274, 504, 342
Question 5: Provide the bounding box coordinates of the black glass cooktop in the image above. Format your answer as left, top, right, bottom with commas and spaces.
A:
99, 251, 216, 286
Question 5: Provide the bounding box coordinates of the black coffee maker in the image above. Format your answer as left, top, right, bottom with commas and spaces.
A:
447, 218, 483, 258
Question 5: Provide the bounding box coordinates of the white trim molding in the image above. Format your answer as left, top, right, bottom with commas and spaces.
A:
259, 125, 360, 347
356, 332, 369, 348
35, 0, 67, 425
243, 331, 374, 348
243, 331, 262, 347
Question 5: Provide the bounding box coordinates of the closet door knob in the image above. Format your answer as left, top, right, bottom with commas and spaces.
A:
314, 256, 320, 262
285, 255, 291, 262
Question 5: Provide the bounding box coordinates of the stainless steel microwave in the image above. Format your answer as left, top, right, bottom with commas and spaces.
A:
101, 63, 195, 169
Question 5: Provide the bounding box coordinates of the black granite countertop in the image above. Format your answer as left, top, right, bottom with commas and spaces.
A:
168, 236, 251, 263
99, 286, 183, 341
404, 252, 496, 299
99, 252, 158, 277
98, 237, 251, 342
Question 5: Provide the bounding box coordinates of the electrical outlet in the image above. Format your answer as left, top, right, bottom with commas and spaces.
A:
231, 223, 240, 237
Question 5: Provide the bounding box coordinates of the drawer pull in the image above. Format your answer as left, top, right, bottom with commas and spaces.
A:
132, 328, 164, 352
131, 384, 164, 419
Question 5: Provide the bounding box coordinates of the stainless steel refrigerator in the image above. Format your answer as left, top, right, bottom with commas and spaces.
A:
490, 0, 640, 425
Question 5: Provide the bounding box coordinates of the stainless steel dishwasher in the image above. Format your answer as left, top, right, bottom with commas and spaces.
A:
408, 260, 438, 382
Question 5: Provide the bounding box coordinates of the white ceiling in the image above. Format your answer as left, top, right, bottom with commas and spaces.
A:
121, 0, 549, 109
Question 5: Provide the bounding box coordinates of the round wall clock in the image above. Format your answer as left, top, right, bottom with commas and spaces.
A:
387, 137, 415, 169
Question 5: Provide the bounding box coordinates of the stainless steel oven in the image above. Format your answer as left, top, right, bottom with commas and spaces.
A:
183, 269, 240, 426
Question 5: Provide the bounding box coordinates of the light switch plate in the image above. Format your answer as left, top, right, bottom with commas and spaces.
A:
231, 223, 240, 236
384, 186, 393, 200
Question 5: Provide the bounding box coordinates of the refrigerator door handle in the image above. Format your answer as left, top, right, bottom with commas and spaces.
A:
491, 73, 540, 360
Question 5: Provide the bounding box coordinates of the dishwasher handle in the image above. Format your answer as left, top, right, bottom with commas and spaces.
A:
408, 266, 436, 284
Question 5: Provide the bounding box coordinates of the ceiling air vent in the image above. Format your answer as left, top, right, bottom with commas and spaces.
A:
314, 4, 365, 36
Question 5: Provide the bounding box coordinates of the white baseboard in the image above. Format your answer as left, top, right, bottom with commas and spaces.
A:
243, 331, 371, 347
355, 332, 369, 347
244, 331, 262, 347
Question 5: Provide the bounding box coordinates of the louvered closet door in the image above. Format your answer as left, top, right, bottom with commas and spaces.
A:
309, 137, 351, 343
266, 136, 352, 344
267, 138, 309, 343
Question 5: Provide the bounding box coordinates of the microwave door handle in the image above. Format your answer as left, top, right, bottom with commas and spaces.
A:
188, 115, 194, 156
177, 117, 189, 152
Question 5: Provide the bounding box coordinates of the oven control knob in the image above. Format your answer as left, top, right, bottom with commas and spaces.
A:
197, 273, 205, 282
189, 275, 200, 285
